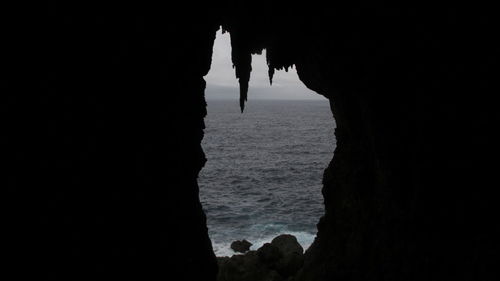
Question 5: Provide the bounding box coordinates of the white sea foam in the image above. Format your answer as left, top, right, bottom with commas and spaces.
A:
212, 242, 238, 257
249, 231, 316, 251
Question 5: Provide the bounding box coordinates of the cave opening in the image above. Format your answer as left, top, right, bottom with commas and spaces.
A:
199, 29, 336, 257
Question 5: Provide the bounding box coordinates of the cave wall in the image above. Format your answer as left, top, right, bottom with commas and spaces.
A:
293, 5, 499, 280
4, 3, 219, 280
221, 1, 499, 280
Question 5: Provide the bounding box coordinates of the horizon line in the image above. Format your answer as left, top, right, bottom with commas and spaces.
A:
205, 97, 327, 101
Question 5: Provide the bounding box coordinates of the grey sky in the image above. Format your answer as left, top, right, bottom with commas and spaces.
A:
204, 30, 325, 100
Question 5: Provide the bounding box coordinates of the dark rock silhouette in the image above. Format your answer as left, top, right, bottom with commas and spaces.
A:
4, 3, 220, 280
220, 2, 499, 280
218, 234, 304, 281
271, 234, 303, 255
270, 235, 304, 277
257, 243, 283, 265
218, 252, 284, 281
231, 240, 253, 253
3, 1, 498, 281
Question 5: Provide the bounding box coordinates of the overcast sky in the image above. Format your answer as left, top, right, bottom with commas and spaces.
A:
204, 30, 325, 101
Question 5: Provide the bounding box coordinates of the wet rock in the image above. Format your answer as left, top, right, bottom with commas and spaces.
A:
231, 239, 253, 253
217, 251, 283, 281
217, 234, 304, 281
270, 235, 304, 277
271, 234, 303, 255
257, 243, 283, 264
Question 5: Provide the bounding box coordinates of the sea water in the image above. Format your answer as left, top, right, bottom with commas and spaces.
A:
199, 99, 335, 256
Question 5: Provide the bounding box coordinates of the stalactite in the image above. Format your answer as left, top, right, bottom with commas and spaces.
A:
268, 66, 275, 85
229, 31, 252, 112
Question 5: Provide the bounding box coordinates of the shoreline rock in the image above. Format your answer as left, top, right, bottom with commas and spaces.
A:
218, 234, 304, 281
231, 239, 253, 253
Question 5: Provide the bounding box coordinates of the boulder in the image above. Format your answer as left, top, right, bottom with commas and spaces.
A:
231, 239, 253, 253
270, 234, 304, 277
271, 234, 303, 255
257, 243, 283, 265
217, 251, 283, 281
217, 234, 304, 281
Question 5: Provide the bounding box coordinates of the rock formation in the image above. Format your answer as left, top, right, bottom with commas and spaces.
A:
231, 240, 253, 253
218, 234, 304, 281
219, 2, 499, 280
3, 3, 220, 280
3, 1, 498, 281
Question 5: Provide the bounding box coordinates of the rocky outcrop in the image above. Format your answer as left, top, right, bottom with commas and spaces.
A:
231, 240, 253, 253
218, 234, 304, 281
270, 235, 304, 277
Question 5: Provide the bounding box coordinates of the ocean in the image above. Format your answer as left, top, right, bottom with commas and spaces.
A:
199, 99, 336, 256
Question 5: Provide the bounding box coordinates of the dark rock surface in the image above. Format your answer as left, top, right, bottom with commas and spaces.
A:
218, 234, 304, 281
270, 235, 304, 277
218, 2, 499, 281
4, 3, 220, 280
271, 235, 303, 256
257, 243, 283, 265
231, 240, 253, 253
